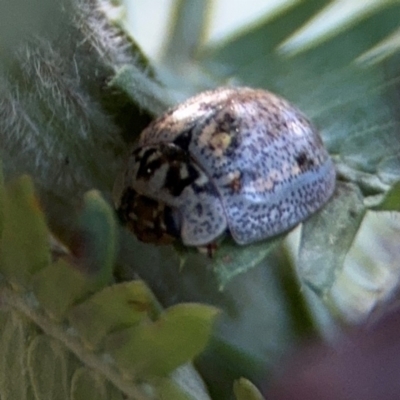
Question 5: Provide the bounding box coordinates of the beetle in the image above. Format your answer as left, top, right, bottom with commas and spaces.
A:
114, 87, 336, 248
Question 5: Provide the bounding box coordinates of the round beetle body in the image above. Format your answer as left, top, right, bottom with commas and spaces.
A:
115, 87, 336, 247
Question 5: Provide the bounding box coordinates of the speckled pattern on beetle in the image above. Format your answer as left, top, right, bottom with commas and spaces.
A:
114, 87, 336, 248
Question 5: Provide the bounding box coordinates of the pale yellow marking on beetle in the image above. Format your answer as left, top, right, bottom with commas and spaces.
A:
198, 121, 218, 147
209, 132, 232, 157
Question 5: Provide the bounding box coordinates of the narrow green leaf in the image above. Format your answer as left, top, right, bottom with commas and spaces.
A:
105, 303, 219, 377
298, 182, 366, 294
68, 280, 162, 348
70, 368, 123, 400
32, 258, 91, 319
279, 1, 393, 55
233, 378, 264, 400
0, 175, 50, 287
76, 190, 116, 289
162, 0, 209, 65
27, 335, 70, 400
372, 181, 400, 211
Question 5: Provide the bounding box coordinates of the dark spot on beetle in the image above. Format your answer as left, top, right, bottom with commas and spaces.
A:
295, 152, 315, 171
132, 147, 153, 163
295, 152, 306, 166
64, 156, 70, 165
137, 147, 157, 164
228, 135, 240, 153
221, 111, 235, 125
161, 143, 190, 162
136, 155, 163, 180
164, 163, 199, 197
173, 128, 193, 151
195, 203, 203, 216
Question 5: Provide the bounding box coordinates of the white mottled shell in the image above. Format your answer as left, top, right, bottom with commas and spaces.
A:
119, 87, 336, 246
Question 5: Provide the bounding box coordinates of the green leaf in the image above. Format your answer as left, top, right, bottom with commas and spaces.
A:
27, 335, 70, 400
105, 303, 219, 377
32, 258, 91, 319
68, 280, 162, 348
76, 190, 116, 289
70, 368, 123, 400
233, 378, 264, 400
0, 311, 38, 400
0, 175, 50, 287
372, 181, 400, 211
298, 182, 366, 294
175, 235, 283, 290
32, 190, 118, 319
210, 236, 282, 289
